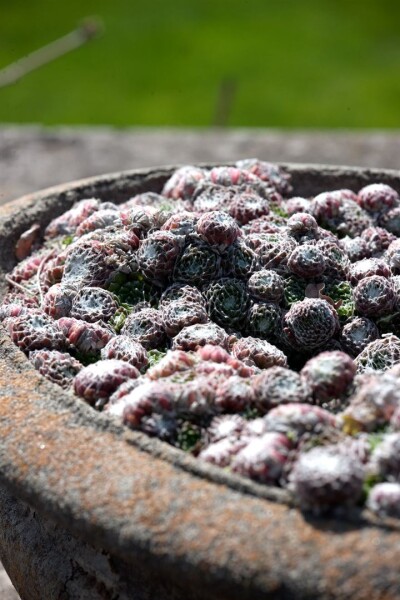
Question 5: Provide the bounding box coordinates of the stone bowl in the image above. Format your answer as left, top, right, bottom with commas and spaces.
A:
1, 163, 400, 600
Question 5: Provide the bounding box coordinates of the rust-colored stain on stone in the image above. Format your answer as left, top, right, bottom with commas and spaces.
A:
1, 166, 400, 599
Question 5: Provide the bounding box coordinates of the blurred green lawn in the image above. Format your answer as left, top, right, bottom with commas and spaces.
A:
0, 0, 400, 127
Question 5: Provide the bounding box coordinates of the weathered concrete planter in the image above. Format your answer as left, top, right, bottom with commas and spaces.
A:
1, 164, 400, 600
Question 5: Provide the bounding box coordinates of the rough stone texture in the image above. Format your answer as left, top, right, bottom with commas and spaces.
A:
1, 134, 400, 598
0, 487, 205, 600
1, 126, 400, 205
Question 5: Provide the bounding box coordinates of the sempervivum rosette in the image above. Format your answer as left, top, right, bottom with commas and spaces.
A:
283, 298, 339, 351
231, 337, 287, 369
173, 235, 221, 285
247, 269, 284, 303
253, 367, 312, 413
70, 287, 119, 323
7, 312, 66, 352
74, 359, 140, 408
121, 307, 166, 349
29, 349, 83, 389
300, 351, 356, 405
289, 445, 365, 511
137, 230, 182, 284
203, 278, 249, 330
162, 300, 208, 337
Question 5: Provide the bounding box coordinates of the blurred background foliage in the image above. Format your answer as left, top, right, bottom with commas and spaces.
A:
0, 0, 399, 127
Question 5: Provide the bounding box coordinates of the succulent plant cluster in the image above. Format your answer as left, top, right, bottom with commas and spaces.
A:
4, 161, 400, 518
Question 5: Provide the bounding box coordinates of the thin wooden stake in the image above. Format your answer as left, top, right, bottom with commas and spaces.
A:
213, 78, 237, 128
0, 17, 103, 89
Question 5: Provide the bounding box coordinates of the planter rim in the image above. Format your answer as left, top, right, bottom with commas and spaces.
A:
1, 162, 400, 600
